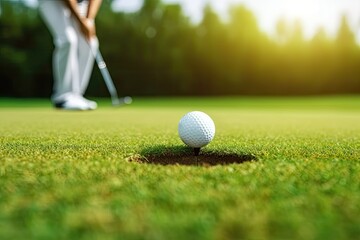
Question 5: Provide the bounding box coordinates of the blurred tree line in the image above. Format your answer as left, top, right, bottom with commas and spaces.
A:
0, 0, 359, 97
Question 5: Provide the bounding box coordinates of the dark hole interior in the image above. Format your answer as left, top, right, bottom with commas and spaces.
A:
129, 146, 256, 166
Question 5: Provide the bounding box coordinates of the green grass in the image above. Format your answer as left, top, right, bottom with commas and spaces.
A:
0, 96, 359, 240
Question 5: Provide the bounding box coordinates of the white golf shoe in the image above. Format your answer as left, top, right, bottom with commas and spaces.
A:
54, 95, 97, 111
80, 96, 97, 110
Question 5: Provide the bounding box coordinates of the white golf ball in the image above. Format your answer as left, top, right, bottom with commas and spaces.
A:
178, 111, 215, 148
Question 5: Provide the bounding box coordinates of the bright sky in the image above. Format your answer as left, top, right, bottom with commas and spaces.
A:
112, 0, 360, 41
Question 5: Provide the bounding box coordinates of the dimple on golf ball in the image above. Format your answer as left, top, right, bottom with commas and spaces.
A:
178, 111, 215, 148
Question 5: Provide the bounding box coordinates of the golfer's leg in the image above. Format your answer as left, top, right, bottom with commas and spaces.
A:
75, 1, 99, 94
77, 36, 98, 94
38, 0, 81, 103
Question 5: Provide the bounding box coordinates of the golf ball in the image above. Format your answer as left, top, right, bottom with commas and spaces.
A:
178, 111, 215, 148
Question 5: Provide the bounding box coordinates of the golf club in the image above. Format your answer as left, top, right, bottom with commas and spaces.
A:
87, 37, 132, 106
94, 50, 132, 106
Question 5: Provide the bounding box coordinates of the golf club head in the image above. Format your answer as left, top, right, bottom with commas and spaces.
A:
112, 96, 133, 106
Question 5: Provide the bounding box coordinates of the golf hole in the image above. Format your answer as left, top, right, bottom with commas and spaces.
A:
129, 146, 257, 166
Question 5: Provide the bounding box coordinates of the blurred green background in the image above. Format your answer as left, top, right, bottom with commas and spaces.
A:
0, 0, 359, 97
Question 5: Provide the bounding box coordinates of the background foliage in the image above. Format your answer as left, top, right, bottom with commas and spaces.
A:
1, 0, 359, 97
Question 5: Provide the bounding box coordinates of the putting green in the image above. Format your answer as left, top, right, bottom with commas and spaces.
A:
0, 97, 359, 240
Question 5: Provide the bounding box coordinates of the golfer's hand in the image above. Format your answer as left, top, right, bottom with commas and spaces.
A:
80, 18, 96, 40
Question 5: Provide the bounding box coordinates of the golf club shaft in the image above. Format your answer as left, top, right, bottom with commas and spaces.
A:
87, 38, 132, 106
86, 37, 120, 104
94, 50, 119, 103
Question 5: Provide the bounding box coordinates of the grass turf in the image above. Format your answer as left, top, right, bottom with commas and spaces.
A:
0, 96, 359, 240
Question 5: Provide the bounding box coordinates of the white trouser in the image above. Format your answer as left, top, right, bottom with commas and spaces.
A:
38, 0, 99, 103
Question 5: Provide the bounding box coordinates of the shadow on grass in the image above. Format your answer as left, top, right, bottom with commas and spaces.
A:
129, 145, 257, 166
